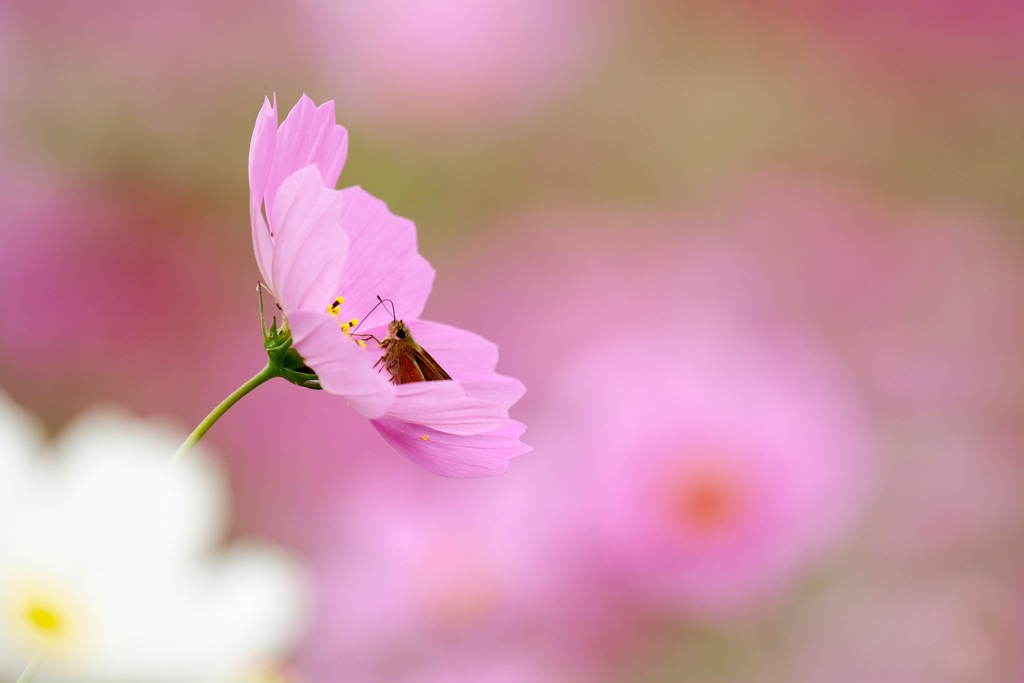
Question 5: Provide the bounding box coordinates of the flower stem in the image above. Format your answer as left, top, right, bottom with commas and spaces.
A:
16, 654, 40, 683
167, 363, 279, 466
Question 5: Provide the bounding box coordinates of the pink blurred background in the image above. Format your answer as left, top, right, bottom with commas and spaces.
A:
2, 1, 1024, 681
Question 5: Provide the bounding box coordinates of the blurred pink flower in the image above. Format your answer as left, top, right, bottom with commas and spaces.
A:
298, 0, 619, 138
555, 323, 872, 619
294, 466, 623, 683
0, 162, 244, 421
249, 95, 529, 476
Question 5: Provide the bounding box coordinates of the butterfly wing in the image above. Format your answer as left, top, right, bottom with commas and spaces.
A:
406, 343, 452, 382
384, 340, 452, 384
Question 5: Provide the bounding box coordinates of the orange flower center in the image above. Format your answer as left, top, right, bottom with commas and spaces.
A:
661, 452, 750, 538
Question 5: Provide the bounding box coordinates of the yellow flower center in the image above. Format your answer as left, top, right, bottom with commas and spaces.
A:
25, 600, 64, 635
1, 576, 84, 663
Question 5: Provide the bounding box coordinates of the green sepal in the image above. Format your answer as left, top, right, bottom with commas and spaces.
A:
258, 284, 322, 391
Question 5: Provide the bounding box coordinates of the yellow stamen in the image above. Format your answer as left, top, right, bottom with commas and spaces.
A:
327, 296, 345, 317
357, 340, 367, 348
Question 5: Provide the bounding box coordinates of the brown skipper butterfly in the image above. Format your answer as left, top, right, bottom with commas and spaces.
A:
356, 296, 452, 385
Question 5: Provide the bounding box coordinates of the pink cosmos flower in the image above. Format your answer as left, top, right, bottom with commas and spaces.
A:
248, 95, 528, 476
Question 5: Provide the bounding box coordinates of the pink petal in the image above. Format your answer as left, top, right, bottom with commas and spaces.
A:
288, 310, 396, 419
269, 166, 349, 313
393, 319, 526, 407
386, 381, 511, 436
371, 417, 529, 478
458, 372, 526, 411
249, 95, 278, 286
264, 95, 349, 224
330, 187, 435, 328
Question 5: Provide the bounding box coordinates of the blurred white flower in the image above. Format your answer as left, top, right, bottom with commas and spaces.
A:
0, 391, 307, 683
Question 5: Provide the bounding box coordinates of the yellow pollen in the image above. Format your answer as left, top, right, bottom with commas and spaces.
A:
25, 601, 64, 635
340, 317, 361, 337
327, 296, 345, 317
421, 435, 429, 441
357, 340, 367, 348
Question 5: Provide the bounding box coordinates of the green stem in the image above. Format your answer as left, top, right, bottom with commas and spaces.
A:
16, 654, 40, 683
167, 363, 278, 466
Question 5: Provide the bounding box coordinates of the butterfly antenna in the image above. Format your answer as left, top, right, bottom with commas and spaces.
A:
349, 295, 395, 335
376, 295, 397, 320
